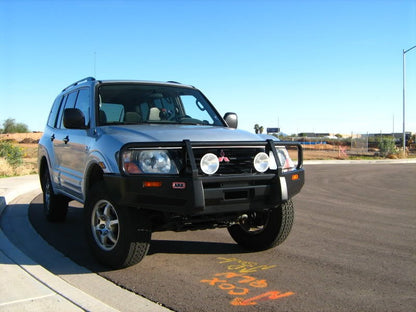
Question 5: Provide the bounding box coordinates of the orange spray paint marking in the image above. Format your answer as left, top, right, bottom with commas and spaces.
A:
215, 272, 241, 279
248, 279, 267, 288
231, 291, 295, 306
203, 259, 295, 306
200, 277, 227, 286
228, 287, 249, 296
218, 283, 235, 291
214, 272, 268, 288
236, 275, 256, 284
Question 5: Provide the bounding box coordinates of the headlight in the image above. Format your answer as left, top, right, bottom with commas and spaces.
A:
139, 150, 172, 173
200, 153, 219, 175
253, 152, 269, 173
122, 150, 178, 174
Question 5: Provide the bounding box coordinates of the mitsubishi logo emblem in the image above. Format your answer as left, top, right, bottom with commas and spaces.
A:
218, 150, 230, 163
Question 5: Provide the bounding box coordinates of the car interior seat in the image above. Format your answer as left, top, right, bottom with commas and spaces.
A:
99, 110, 107, 125
124, 112, 141, 123
148, 107, 161, 121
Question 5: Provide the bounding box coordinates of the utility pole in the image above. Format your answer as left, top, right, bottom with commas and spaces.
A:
402, 45, 416, 155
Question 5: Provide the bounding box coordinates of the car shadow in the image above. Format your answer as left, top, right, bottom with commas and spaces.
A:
148, 239, 245, 255
25, 195, 247, 274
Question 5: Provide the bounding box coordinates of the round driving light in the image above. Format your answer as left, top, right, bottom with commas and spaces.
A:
254, 152, 269, 173
200, 153, 219, 175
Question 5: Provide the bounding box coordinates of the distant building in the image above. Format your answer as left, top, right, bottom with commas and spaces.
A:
282, 131, 413, 142
297, 132, 351, 138
298, 132, 317, 137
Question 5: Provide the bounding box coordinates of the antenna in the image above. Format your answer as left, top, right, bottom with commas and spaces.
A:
93, 51, 97, 77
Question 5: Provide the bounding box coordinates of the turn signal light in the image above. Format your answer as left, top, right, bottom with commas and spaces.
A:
143, 181, 162, 188
124, 162, 141, 174
291, 174, 299, 181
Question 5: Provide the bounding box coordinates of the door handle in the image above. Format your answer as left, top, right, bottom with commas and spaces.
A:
50, 134, 55, 141
63, 136, 69, 144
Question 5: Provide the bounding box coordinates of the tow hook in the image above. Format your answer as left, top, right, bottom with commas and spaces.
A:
238, 214, 248, 225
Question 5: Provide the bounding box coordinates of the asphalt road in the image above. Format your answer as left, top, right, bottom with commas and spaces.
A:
27, 164, 416, 312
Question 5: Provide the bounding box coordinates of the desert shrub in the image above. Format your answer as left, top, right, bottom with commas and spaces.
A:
378, 137, 397, 157
0, 141, 24, 167
1, 118, 29, 133
0, 158, 14, 176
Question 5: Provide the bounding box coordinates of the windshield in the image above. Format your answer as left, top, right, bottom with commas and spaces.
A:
97, 84, 224, 126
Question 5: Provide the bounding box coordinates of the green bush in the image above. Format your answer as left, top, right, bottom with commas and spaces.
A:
0, 141, 24, 167
1, 118, 29, 133
378, 137, 397, 157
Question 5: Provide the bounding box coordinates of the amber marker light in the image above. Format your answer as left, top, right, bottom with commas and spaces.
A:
291, 174, 299, 181
143, 181, 162, 188
124, 162, 141, 174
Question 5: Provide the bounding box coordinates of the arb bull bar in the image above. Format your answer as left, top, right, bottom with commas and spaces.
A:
104, 140, 304, 216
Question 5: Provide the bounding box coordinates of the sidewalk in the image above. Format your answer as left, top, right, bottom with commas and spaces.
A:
0, 175, 171, 312
0, 175, 41, 217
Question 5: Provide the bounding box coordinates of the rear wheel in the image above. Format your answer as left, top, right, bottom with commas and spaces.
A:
227, 200, 294, 251
41, 168, 68, 222
84, 182, 151, 268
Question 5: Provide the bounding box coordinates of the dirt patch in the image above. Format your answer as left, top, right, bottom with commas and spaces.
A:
1, 133, 345, 159
0, 132, 42, 144
288, 144, 348, 160
4, 133, 345, 161
0, 133, 41, 176
1, 133, 413, 177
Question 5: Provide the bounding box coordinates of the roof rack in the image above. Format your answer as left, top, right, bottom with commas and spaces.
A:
62, 77, 95, 92
166, 81, 196, 88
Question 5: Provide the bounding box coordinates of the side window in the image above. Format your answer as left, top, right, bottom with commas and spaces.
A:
74, 88, 90, 127
99, 103, 125, 123
58, 91, 78, 129
47, 96, 63, 128
65, 91, 78, 108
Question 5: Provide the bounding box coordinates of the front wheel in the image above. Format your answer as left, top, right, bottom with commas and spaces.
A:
41, 168, 68, 222
227, 200, 294, 251
84, 182, 151, 268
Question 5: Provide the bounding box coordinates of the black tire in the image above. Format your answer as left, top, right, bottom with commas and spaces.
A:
84, 182, 151, 268
41, 168, 68, 222
227, 200, 294, 251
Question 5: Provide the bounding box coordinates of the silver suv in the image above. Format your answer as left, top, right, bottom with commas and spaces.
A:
38, 77, 304, 268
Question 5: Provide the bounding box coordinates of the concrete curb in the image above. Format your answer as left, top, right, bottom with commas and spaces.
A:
0, 216, 118, 311
0, 175, 171, 312
0, 175, 41, 217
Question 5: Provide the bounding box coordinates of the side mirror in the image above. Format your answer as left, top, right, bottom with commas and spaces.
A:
63, 108, 87, 129
224, 112, 238, 129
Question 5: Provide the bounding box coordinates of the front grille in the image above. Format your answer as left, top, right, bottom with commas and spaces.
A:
190, 147, 265, 175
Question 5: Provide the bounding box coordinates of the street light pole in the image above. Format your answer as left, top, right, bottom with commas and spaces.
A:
403, 45, 416, 154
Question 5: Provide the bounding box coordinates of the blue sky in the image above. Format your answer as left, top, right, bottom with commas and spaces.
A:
1, 0, 415, 135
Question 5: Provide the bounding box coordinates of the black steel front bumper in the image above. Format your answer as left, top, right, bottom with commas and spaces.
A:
103, 140, 305, 216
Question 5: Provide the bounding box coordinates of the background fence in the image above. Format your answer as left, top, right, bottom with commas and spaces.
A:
350, 135, 369, 154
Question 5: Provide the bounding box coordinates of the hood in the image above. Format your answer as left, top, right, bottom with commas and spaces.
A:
99, 124, 265, 144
